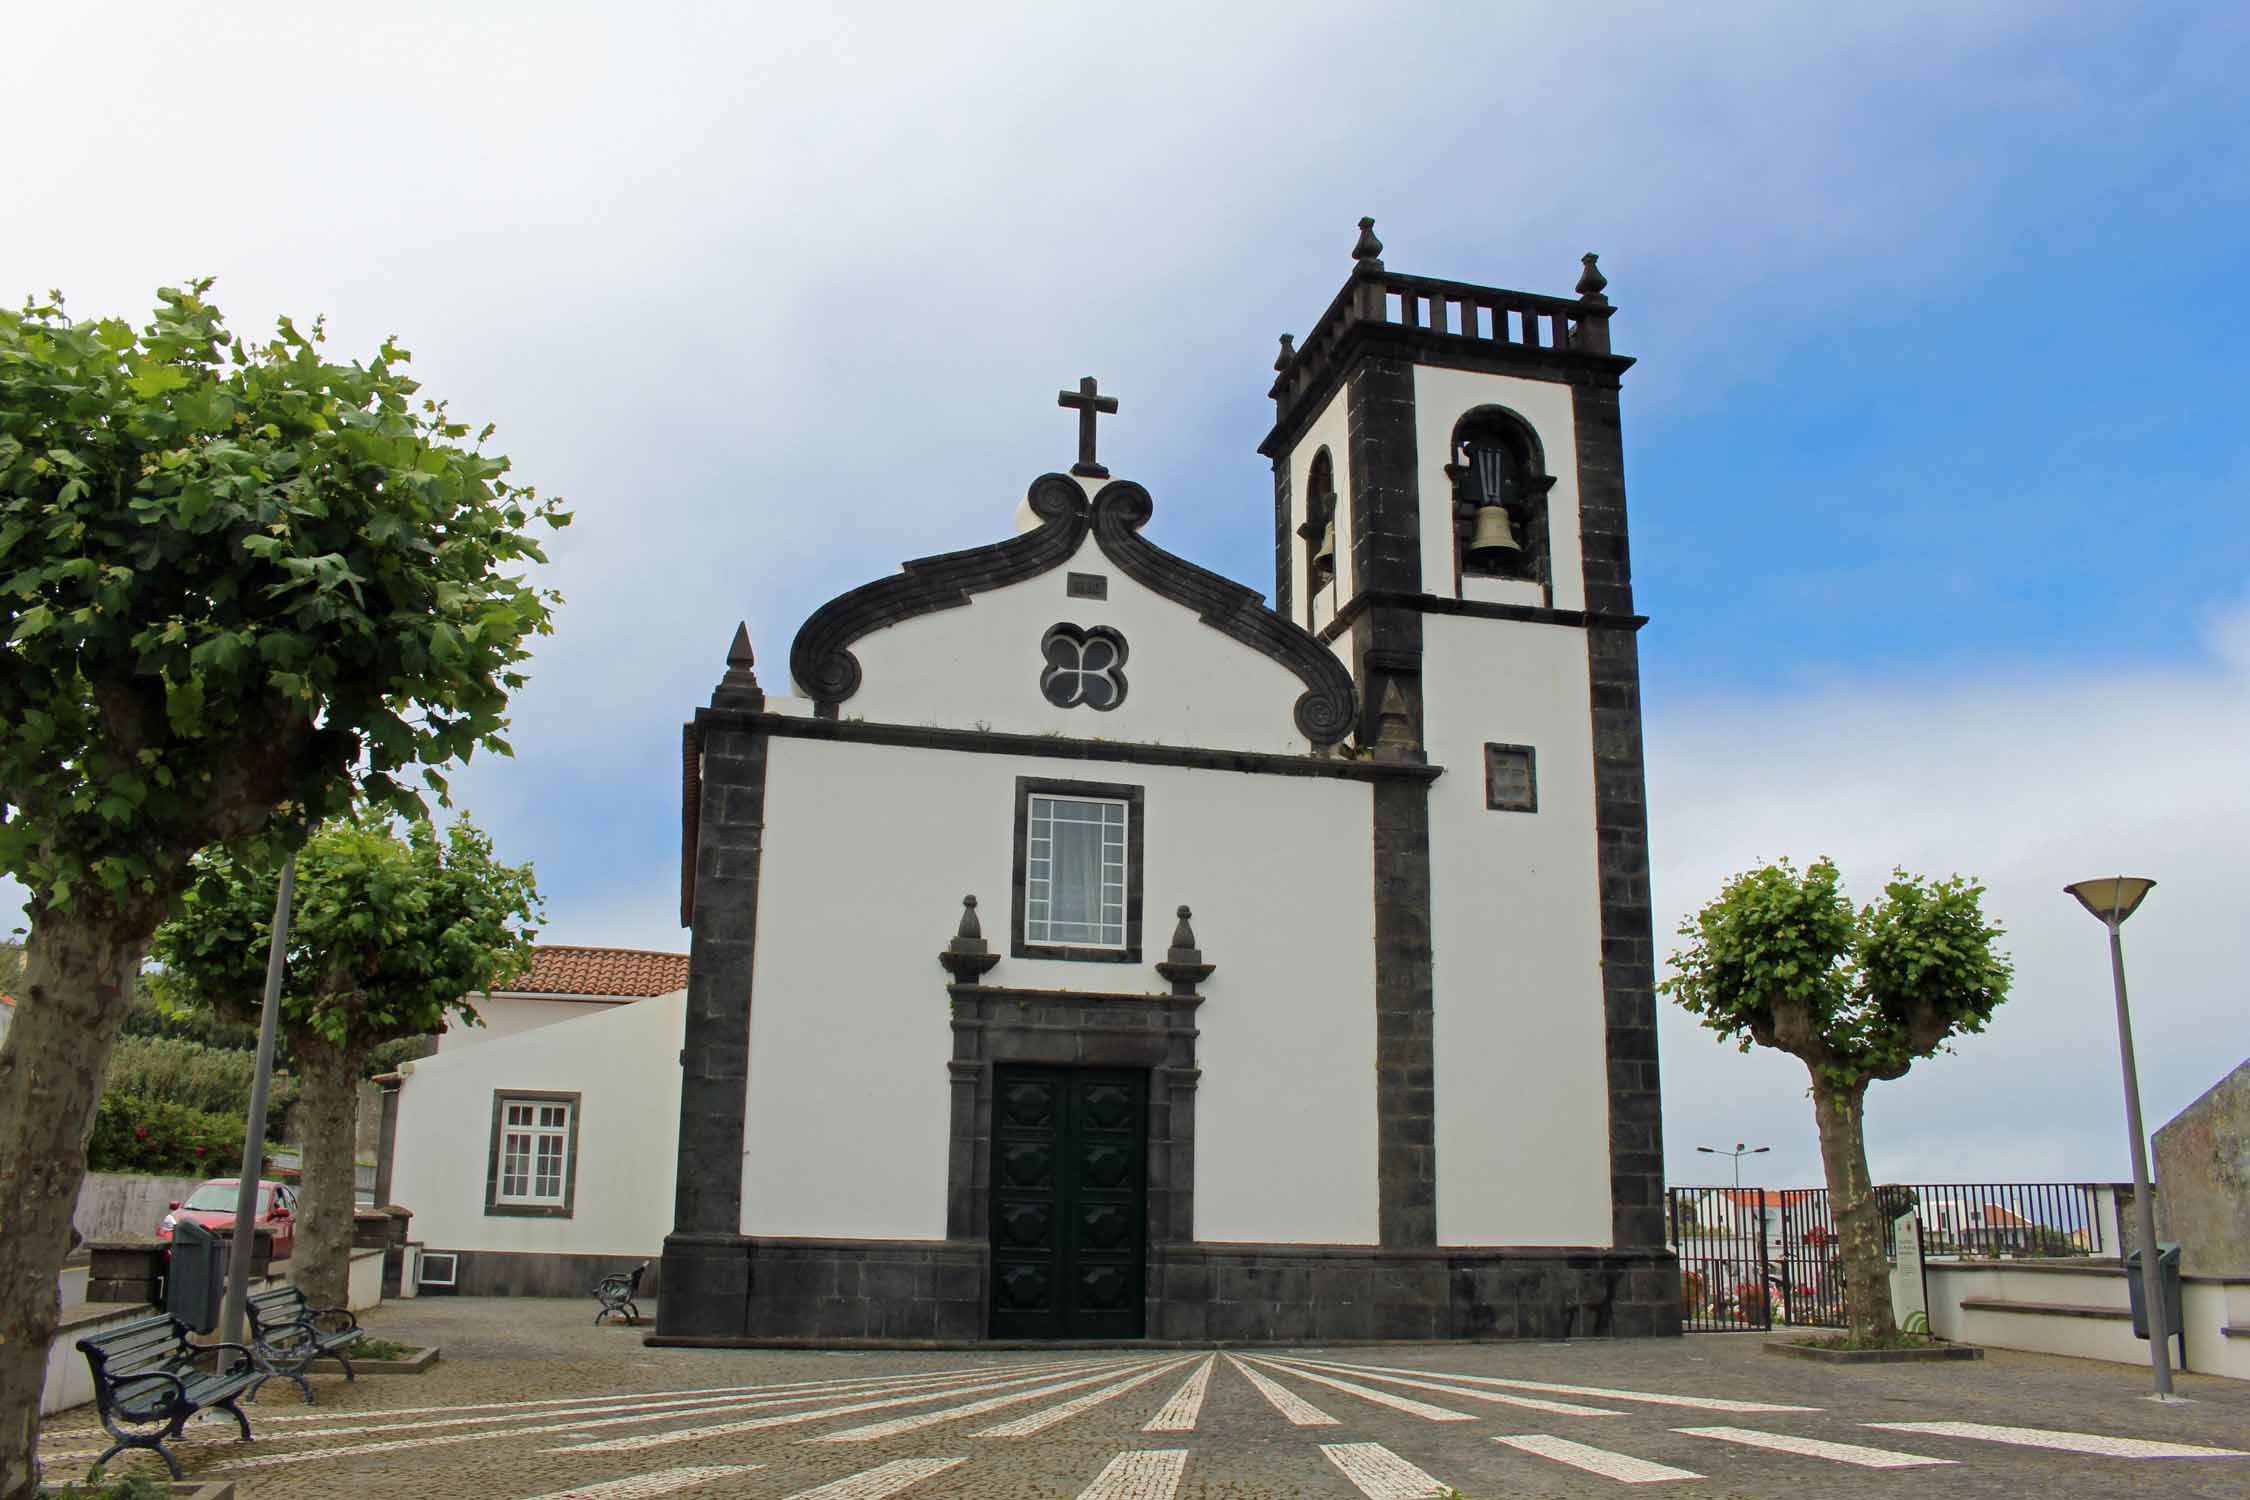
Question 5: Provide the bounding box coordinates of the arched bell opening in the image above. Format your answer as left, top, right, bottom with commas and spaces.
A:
1296, 446, 1339, 629
1447, 407, 1553, 594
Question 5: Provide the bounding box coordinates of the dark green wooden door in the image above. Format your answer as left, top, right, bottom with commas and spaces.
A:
989, 1067, 1146, 1339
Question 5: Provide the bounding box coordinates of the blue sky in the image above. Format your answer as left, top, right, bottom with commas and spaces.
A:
6, 2, 2246, 1194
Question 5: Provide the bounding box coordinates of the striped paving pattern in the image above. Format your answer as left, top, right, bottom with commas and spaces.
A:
36, 1346, 2250, 1496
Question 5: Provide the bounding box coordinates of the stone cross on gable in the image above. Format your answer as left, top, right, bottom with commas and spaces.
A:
1057, 376, 1119, 479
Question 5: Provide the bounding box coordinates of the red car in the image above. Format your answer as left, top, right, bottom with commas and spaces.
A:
157, 1178, 297, 1260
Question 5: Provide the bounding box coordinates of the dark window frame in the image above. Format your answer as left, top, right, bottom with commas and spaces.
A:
484, 1089, 582, 1219
1011, 776, 1146, 963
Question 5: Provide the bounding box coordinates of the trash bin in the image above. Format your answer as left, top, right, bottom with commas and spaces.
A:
2125, 1242, 2183, 1347
165, 1218, 226, 1333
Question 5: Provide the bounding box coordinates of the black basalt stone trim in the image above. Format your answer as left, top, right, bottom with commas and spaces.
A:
1089, 479, 1356, 746
429, 1248, 663, 1300
790, 473, 1092, 707
786, 474, 1359, 748
1261, 315, 1636, 461
737, 711, 1443, 784
679, 722, 700, 928
1371, 779, 1436, 1250
947, 986, 1201, 1274
1152, 1244, 1681, 1341
1571, 378, 1671, 1262
1010, 777, 1145, 964
657, 710, 769, 1339
1318, 590, 1648, 644
1271, 456, 1294, 625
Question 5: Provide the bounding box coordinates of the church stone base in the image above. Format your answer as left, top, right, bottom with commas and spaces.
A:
1150, 1244, 1681, 1341
652, 1237, 1679, 1344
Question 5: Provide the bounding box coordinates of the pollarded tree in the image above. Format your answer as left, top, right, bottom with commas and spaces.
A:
153, 815, 540, 1307
0, 284, 563, 1498
1661, 859, 2011, 1342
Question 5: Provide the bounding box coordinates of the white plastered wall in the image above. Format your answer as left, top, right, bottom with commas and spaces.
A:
1422, 612, 1614, 1246
745, 734, 1379, 1245
1284, 389, 1352, 636
391, 990, 685, 1256
1412, 366, 1585, 613
837, 514, 1315, 756
435, 993, 627, 1051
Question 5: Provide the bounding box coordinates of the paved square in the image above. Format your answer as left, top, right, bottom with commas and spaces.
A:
39, 1299, 2250, 1497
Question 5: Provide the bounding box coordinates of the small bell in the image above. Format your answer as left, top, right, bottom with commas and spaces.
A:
1312, 518, 1336, 573
1467, 503, 1521, 560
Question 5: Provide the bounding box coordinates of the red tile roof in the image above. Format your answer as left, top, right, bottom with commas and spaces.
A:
500, 946, 691, 999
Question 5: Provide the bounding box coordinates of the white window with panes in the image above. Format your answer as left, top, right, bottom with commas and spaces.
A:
1024, 794, 1128, 949
496, 1098, 572, 1206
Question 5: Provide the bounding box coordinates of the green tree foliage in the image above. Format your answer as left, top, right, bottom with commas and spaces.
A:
103, 1035, 297, 1122
0, 283, 563, 1500
0, 943, 23, 996
1662, 859, 2011, 1341
123, 977, 265, 1053
85, 1092, 265, 1177
153, 814, 539, 1304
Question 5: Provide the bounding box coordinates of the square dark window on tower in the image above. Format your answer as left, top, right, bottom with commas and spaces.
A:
1484, 743, 1538, 813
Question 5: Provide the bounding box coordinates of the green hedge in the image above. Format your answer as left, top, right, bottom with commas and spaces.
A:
104, 1035, 297, 1121
85, 1091, 264, 1176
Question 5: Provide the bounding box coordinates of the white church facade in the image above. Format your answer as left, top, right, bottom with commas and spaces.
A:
646, 224, 1680, 1343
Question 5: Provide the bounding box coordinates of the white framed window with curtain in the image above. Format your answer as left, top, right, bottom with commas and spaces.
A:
1026, 795, 1128, 948
1012, 777, 1145, 963
486, 1091, 580, 1216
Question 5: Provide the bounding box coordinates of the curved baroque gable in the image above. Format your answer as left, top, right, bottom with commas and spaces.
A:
1088, 479, 1356, 745
790, 473, 1090, 705
787, 473, 1358, 746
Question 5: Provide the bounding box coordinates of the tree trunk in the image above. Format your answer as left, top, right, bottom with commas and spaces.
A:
0, 911, 156, 1500
291, 1035, 362, 1310
1809, 1074, 1898, 1342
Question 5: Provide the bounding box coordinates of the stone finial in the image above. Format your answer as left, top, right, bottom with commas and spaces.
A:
711, 620, 765, 710
1577, 252, 1609, 304
939, 893, 999, 984
1371, 677, 1426, 765
1155, 903, 1215, 997
1274, 333, 1295, 372
1351, 216, 1384, 267
1376, 679, 1413, 745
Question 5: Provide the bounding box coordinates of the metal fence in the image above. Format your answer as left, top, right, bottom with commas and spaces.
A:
1890, 1183, 2104, 1258
1667, 1182, 2108, 1332
1667, 1187, 1775, 1332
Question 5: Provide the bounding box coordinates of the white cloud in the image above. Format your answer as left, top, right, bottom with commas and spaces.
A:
1650, 592, 2250, 1190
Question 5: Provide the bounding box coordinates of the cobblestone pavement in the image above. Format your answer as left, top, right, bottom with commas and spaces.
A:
39, 1298, 2250, 1498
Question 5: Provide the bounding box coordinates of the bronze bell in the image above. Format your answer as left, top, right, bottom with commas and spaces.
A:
1312, 518, 1336, 572
1467, 503, 1520, 559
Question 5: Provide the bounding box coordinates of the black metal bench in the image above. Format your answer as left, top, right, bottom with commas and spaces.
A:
594, 1261, 649, 1325
243, 1284, 361, 1402
77, 1313, 259, 1477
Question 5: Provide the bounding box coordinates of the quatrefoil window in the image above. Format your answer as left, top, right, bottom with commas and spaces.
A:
1040, 623, 1128, 711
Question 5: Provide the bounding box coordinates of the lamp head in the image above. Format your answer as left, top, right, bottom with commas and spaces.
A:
2064, 876, 2156, 928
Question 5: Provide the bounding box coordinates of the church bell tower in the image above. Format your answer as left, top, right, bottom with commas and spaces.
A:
1258, 221, 1668, 1269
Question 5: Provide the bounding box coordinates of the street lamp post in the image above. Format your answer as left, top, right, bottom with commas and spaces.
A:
1696, 1142, 1770, 1194
2064, 875, 2174, 1400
